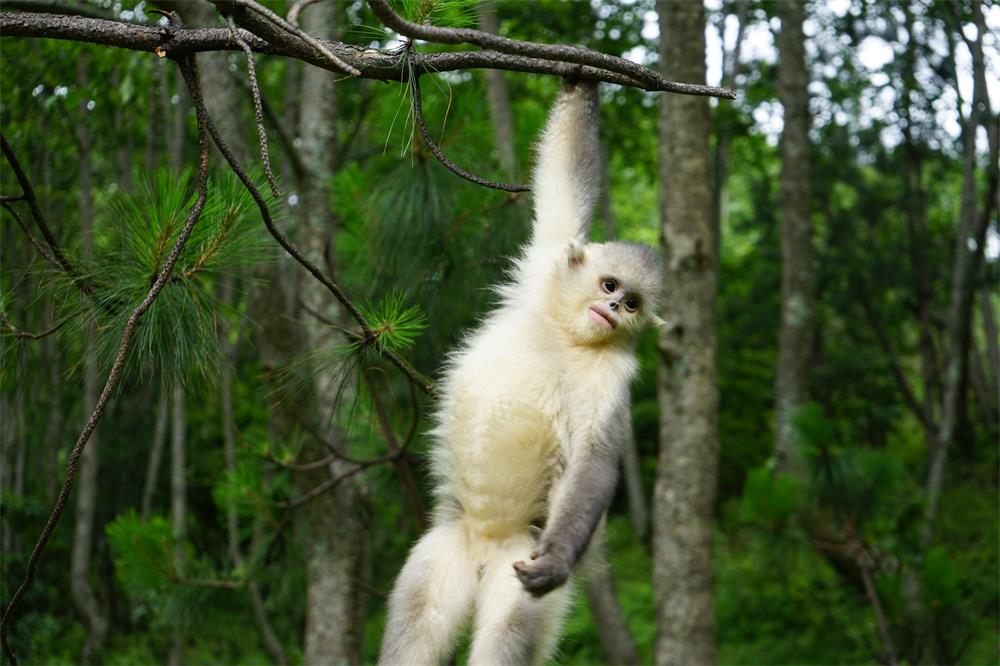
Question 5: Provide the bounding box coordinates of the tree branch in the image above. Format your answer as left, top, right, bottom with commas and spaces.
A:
366, 0, 734, 98
226, 15, 280, 197
410, 69, 529, 192
1, 200, 61, 269
0, 11, 737, 97
0, 310, 67, 340
0, 53, 213, 666
223, 0, 360, 76
1, 134, 87, 290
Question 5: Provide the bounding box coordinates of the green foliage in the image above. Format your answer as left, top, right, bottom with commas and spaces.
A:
75, 169, 275, 385
106, 511, 175, 598
360, 289, 428, 353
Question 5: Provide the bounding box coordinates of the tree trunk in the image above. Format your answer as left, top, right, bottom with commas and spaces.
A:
654, 2, 718, 665
71, 55, 108, 664
475, 2, 518, 180
295, 5, 371, 663
171, 0, 248, 162
979, 281, 999, 417
773, 0, 815, 477
168, 382, 186, 666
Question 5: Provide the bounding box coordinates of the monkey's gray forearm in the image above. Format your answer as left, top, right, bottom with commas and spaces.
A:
541, 447, 619, 564
513, 445, 619, 596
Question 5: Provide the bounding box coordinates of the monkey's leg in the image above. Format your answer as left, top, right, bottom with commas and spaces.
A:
379, 521, 477, 666
468, 534, 572, 666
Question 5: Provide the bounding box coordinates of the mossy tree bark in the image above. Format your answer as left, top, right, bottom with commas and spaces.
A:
654, 2, 718, 664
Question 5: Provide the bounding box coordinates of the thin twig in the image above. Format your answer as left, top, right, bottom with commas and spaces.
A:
232, 0, 361, 76
286, 0, 322, 26
410, 68, 529, 193
173, 576, 244, 589
362, 367, 427, 528
230, 72, 306, 180
0, 311, 68, 340
367, 0, 736, 99
1, 135, 88, 292
262, 449, 341, 472
227, 16, 280, 198
1, 200, 60, 269
278, 462, 369, 510
0, 53, 212, 666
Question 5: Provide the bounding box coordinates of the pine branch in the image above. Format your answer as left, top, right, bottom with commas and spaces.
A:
177, 46, 438, 396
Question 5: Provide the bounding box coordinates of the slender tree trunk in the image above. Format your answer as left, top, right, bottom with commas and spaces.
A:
140, 393, 169, 520
900, 5, 940, 438
773, 0, 815, 477
979, 282, 999, 416
654, 2, 718, 664
42, 299, 62, 503
586, 541, 640, 665
71, 55, 108, 664
620, 427, 649, 541
924, 0, 996, 545
475, 2, 518, 180
168, 382, 186, 666
220, 277, 288, 666
711, 0, 748, 257
0, 396, 12, 554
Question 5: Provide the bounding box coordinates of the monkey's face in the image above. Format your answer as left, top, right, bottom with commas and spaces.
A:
554, 241, 663, 345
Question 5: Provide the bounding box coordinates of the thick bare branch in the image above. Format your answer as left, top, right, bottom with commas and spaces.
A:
367, 0, 734, 98
0, 11, 736, 96
222, 0, 360, 76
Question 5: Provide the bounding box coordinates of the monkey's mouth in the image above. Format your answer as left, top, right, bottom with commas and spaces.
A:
588, 305, 617, 330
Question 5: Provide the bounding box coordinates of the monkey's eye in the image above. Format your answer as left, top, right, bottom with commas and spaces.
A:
624, 297, 640, 313
601, 278, 618, 293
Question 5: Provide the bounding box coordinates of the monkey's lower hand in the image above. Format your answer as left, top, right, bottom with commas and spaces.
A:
512, 542, 571, 596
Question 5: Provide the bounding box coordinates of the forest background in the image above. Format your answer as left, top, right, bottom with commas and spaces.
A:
0, 0, 997, 664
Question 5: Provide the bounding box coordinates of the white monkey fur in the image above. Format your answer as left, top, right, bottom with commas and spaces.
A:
379, 82, 663, 666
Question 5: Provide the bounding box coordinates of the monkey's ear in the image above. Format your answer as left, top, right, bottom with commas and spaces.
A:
567, 240, 586, 268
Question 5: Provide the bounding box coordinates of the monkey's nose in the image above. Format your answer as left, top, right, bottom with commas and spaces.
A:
609, 302, 619, 312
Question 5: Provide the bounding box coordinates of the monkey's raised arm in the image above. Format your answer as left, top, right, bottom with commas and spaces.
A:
529, 82, 601, 250
512, 416, 624, 596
